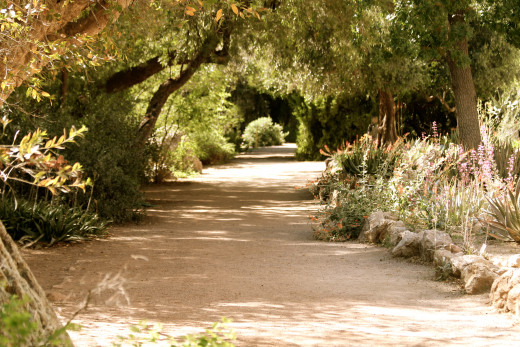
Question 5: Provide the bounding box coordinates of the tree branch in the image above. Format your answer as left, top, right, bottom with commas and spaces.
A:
105, 27, 231, 93
436, 91, 456, 113
0, 0, 133, 106
136, 35, 220, 147
105, 52, 176, 93
420, 91, 456, 113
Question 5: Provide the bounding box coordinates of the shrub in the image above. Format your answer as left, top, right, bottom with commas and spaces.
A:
51, 92, 148, 222
291, 94, 373, 160
321, 135, 403, 178
0, 291, 73, 346
1, 77, 149, 223
192, 131, 235, 165
313, 174, 392, 241
242, 117, 286, 149
0, 199, 109, 245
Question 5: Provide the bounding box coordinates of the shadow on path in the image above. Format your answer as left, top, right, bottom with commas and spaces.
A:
24, 144, 520, 346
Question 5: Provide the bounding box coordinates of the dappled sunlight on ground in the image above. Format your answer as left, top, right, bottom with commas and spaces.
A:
24, 144, 520, 346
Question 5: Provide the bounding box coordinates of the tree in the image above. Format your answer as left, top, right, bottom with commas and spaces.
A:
102, 1, 264, 148
0, 0, 134, 106
254, 0, 425, 147
255, 0, 520, 150
394, 0, 520, 149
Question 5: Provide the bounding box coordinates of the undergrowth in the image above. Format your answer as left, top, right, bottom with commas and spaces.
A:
0, 199, 109, 245
312, 116, 520, 248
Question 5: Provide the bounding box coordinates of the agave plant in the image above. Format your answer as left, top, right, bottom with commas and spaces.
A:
481, 181, 520, 243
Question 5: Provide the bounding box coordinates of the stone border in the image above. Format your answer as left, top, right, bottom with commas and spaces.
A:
360, 211, 520, 315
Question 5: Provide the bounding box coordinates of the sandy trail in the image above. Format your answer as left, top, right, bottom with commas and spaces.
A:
24, 144, 520, 346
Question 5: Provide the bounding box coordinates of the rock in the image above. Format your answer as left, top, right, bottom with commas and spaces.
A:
508, 254, 520, 268
445, 243, 463, 254
449, 254, 499, 294
358, 211, 392, 243
391, 231, 422, 258
386, 222, 409, 247
451, 255, 483, 278
382, 212, 398, 221
461, 262, 499, 294
419, 230, 453, 262
490, 268, 520, 315
507, 285, 520, 315
433, 249, 458, 268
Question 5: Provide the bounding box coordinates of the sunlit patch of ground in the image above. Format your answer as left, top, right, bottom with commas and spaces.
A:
24, 144, 520, 346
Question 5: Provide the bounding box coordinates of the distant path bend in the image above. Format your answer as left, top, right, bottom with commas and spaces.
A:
25, 144, 520, 346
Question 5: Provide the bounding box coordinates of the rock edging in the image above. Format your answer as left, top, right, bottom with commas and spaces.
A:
359, 211, 520, 315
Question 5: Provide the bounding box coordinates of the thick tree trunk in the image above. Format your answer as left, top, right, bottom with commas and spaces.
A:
377, 89, 398, 147
447, 13, 481, 150
0, 221, 73, 346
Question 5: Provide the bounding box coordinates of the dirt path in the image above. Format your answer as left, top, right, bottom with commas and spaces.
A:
24, 144, 520, 346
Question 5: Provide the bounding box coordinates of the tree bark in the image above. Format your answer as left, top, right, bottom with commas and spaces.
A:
136, 35, 221, 148
61, 69, 69, 105
0, 0, 132, 106
447, 12, 481, 150
105, 55, 175, 93
0, 221, 73, 345
377, 89, 398, 147
106, 26, 231, 94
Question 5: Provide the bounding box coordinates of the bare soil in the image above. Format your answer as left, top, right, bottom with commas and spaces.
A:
23, 144, 520, 346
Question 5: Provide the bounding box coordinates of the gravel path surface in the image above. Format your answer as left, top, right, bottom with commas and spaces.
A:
24, 144, 520, 346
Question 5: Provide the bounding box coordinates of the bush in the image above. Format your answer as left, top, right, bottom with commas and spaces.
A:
0, 199, 109, 245
313, 177, 392, 241
312, 138, 396, 241
291, 94, 373, 160
242, 117, 286, 149
1, 290, 74, 346
322, 135, 403, 178
192, 131, 235, 165
1, 74, 149, 223
46, 91, 148, 222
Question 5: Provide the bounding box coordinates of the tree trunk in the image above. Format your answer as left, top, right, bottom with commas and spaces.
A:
136, 35, 223, 148
377, 89, 398, 147
61, 69, 69, 105
447, 13, 481, 150
0, 221, 73, 346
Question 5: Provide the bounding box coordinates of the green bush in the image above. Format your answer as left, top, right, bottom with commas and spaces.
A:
192, 131, 235, 165
242, 117, 286, 149
0, 291, 73, 346
0, 199, 109, 245
312, 167, 393, 241
292, 94, 373, 160
2, 74, 149, 223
